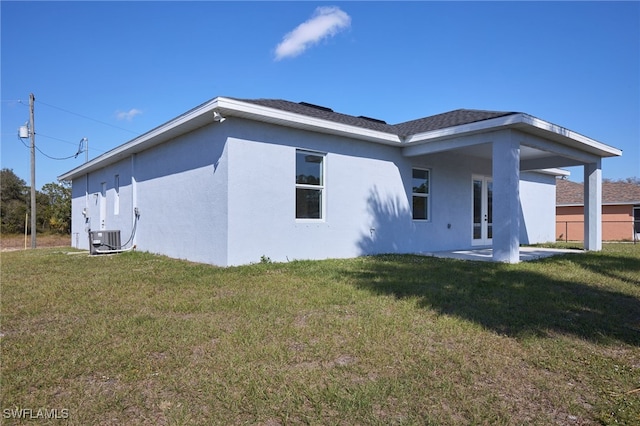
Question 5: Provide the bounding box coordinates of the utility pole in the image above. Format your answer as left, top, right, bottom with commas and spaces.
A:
29, 93, 36, 249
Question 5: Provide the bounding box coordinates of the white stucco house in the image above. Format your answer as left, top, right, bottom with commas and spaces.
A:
58, 97, 622, 265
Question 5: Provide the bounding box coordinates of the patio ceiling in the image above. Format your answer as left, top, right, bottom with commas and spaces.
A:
430, 141, 591, 171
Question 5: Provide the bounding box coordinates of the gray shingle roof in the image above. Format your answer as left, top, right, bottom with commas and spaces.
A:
393, 109, 518, 137
233, 98, 398, 133
233, 98, 519, 138
556, 179, 640, 205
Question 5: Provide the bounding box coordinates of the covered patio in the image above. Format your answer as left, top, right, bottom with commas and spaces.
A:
402, 112, 622, 263
424, 246, 584, 263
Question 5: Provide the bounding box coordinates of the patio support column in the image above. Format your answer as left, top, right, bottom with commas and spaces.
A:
584, 160, 602, 251
492, 131, 521, 263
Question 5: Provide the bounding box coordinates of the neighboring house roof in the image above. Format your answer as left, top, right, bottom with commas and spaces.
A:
556, 179, 640, 206
58, 96, 623, 181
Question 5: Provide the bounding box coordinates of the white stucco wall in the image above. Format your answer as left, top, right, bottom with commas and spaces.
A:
413, 150, 492, 252
70, 158, 133, 249
133, 124, 228, 264
70, 179, 88, 249
223, 120, 414, 265
71, 123, 229, 264
519, 171, 556, 244
69, 117, 558, 266
221, 120, 501, 265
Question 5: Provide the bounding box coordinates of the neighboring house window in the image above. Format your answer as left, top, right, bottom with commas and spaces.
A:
296, 150, 325, 219
412, 168, 430, 220
634, 206, 640, 235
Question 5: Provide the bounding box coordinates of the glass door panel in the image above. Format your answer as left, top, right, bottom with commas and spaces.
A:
473, 180, 483, 240
472, 176, 492, 245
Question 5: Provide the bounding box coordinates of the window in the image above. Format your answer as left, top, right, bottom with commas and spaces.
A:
296, 150, 324, 219
114, 175, 120, 215
412, 168, 430, 220
634, 206, 640, 235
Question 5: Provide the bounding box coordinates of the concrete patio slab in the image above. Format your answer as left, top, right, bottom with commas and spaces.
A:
424, 247, 584, 262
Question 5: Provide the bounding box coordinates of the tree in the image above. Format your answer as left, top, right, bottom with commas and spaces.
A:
1, 168, 28, 233
603, 177, 640, 184
624, 177, 640, 185
40, 181, 71, 233
1, 169, 72, 234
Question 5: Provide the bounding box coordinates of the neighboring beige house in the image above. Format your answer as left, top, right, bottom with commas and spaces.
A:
556, 179, 640, 241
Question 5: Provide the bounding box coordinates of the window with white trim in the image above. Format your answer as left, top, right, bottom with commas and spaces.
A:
114, 175, 120, 215
412, 168, 430, 220
296, 150, 325, 219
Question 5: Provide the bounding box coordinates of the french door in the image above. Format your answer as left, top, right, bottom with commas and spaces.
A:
472, 176, 492, 246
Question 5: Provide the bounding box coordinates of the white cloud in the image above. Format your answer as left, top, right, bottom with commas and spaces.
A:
115, 108, 143, 121
274, 6, 351, 61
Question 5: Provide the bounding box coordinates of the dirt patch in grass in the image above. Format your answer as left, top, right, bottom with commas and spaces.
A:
0, 233, 70, 251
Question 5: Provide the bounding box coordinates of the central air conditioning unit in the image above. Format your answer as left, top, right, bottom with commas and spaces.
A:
89, 230, 121, 255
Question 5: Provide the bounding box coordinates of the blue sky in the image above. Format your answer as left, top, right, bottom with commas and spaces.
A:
2, 1, 638, 188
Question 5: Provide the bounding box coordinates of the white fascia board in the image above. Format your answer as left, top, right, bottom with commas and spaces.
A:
519, 114, 622, 157
533, 168, 571, 177
58, 98, 221, 181
404, 113, 622, 158
216, 97, 401, 145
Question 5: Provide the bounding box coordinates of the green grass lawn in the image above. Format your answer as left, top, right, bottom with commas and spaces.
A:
1, 245, 639, 425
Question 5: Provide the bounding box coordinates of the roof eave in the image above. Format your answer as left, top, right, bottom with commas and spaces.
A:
59, 97, 404, 181
403, 113, 622, 158
515, 114, 622, 158
59, 98, 222, 181
59, 98, 623, 182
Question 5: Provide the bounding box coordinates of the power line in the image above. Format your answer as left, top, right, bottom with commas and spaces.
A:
36, 132, 82, 146
38, 133, 106, 157
16, 134, 30, 149
12, 130, 107, 157
6, 98, 140, 137
36, 99, 140, 135
1, 99, 29, 104
9, 97, 121, 160
38, 132, 106, 154
17, 134, 85, 161
35, 144, 83, 161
